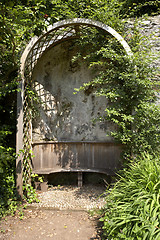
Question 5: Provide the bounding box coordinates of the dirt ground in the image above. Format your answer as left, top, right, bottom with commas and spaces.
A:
0, 184, 106, 240
0, 208, 103, 240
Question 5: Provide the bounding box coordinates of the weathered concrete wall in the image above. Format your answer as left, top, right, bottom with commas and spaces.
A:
32, 40, 113, 142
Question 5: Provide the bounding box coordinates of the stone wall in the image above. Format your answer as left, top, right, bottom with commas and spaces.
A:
139, 15, 160, 71
127, 15, 160, 103
140, 15, 160, 103
127, 15, 160, 65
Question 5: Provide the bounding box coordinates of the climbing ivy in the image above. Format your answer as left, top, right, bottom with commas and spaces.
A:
74, 21, 160, 160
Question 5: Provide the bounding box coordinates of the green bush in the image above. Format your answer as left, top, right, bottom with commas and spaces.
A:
0, 144, 17, 218
120, 0, 160, 17
101, 153, 160, 239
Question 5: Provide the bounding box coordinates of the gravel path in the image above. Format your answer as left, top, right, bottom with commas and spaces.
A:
29, 184, 107, 210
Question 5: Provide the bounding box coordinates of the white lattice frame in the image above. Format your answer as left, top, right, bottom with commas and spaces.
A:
16, 18, 132, 197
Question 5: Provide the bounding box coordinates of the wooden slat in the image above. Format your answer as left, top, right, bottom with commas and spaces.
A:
32, 142, 122, 176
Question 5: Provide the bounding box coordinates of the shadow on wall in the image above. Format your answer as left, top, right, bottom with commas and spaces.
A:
32, 40, 113, 142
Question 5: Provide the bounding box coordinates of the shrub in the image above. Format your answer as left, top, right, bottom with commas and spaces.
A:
120, 0, 160, 17
0, 144, 17, 218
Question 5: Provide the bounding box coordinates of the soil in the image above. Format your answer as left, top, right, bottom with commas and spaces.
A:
0, 209, 103, 240
0, 185, 105, 240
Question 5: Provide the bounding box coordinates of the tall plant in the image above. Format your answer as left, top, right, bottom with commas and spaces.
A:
100, 153, 160, 239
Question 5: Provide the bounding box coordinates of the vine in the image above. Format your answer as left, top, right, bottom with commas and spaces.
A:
74, 20, 160, 161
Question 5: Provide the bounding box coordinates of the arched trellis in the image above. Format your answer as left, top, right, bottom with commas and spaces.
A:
16, 18, 132, 197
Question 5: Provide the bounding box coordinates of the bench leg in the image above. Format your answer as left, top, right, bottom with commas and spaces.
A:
35, 175, 48, 192
78, 172, 83, 187
41, 174, 48, 192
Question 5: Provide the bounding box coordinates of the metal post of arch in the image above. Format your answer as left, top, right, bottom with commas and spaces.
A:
16, 18, 132, 197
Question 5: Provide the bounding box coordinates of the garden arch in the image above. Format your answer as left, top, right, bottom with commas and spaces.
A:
16, 18, 132, 196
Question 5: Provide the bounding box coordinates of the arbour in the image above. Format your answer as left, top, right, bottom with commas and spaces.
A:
16, 18, 132, 197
